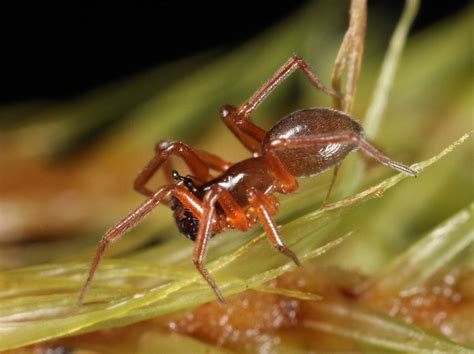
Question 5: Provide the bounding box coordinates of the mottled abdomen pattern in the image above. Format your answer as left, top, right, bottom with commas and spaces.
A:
265, 108, 364, 177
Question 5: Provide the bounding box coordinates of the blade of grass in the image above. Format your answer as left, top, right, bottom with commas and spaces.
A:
364, 0, 420, 139
316, 132, 471, 215
361, 202, 474, 297
81, 234, 351, 333
302, 302, 473, 353
253, 285, 323, 301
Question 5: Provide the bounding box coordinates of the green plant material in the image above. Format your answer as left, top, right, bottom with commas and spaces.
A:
373, 7, 472, 154
362, 202, 474, 297
75, 331, 234, 354
302, 303, 473, 353
0, 133, 470, 351
322, 132, 472, 274
364, 0, 420, 139
253, 285, 323, 301
328, 132, 470, 210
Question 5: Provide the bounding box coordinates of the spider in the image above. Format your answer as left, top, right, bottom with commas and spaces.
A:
78, 55, 417, 304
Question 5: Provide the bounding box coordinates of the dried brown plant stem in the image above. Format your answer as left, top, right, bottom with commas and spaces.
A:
324, 0, 367, 205
331, 0, 367, 114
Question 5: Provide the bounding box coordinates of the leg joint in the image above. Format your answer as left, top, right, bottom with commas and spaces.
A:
155, 140, 174, 152
291, 54, 305, 66
100, 237, 111, 246
220, 104, 237, 119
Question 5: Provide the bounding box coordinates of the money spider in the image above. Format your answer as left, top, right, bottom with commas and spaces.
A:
78, 55, 417, 304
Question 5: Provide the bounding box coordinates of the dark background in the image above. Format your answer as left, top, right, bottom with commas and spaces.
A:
0, 1, 469, 104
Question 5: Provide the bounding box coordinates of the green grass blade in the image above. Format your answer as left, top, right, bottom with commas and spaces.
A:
363, 202, 474, 297
364, 0, 420, 138
303, 302, 473, 353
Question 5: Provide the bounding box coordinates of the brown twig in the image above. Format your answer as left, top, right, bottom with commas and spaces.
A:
324, 0, 367, 205
331, 0, 367, 114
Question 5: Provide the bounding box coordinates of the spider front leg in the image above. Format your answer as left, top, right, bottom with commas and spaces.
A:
220, 55, 341, 155
77, 184, 204, 305
134, 141, 231, 197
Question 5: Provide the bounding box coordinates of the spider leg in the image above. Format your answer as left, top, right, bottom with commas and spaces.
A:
242, 55, 340, 115
221, 55, 341, 155
77, 184, 204, 305
247, 187, 301, 266
216, 189, 251, 232
322, 164, 341, 206
192, 185, 227, 303
194, 148, 232, 172
220, 104, 266, 155
262, 140, 299, 194
268, 132, 417, 176
134, 141, 231, 197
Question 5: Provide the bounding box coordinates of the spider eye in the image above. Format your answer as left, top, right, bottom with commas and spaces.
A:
171, 170, 180, 180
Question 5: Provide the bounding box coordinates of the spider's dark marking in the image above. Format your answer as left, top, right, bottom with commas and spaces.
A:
170, 197, 200, 241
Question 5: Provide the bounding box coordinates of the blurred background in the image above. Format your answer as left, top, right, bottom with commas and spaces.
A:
0, 1, 469, 105
0, 1, 473, 352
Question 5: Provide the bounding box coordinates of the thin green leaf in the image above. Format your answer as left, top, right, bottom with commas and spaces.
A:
302, 302, 473, 353
253, 285, 323, 301
364, 0, 420, 138
363, 202, 474, 297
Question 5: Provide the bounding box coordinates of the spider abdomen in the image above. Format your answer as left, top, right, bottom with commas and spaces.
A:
265, 108, 364, 177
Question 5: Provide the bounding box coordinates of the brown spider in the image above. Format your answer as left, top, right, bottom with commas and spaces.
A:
78, 55, 417, 304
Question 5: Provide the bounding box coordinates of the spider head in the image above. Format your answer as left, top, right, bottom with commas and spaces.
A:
170, 170, 200, 241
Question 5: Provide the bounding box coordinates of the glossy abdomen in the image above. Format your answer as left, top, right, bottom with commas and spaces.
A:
265, 108, 364, 177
